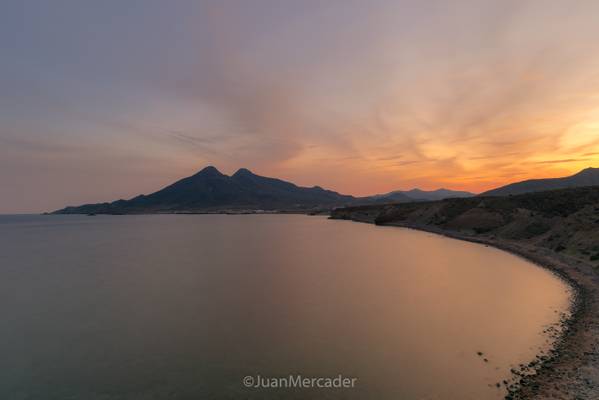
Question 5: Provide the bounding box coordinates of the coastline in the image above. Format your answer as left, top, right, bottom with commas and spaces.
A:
331, 215, 599, 400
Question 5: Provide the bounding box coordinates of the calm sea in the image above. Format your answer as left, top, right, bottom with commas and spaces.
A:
0, 214, 570, 399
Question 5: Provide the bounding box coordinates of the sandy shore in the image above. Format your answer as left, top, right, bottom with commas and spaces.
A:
334, 216, 599, 399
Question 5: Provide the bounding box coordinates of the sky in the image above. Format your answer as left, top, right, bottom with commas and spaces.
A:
1, 0, 599, 213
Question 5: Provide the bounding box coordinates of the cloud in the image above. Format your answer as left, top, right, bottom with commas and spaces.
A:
531, 158, 592, 165
2, 0, 599, 210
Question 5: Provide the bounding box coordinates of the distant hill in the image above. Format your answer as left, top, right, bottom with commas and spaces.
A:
368, 188, 474, 203
400, 188, 475, 201
54, 166, 356, 214
481, 167, 599, 197
362, 191, 414, 203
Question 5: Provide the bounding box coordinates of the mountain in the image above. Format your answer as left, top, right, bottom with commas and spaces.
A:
54, 166, 356, 214
481, 167, 599, 197
400, 188, 475, 201
363, 191, 414, 203
368, 188, 474, 203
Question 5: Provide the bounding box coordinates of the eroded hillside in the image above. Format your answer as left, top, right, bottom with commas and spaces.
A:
331, 186, 599, 265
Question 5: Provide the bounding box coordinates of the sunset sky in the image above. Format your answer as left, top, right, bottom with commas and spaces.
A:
2, 0, 599, 213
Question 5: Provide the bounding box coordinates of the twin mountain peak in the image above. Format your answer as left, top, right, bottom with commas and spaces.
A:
54, 166, 599, 214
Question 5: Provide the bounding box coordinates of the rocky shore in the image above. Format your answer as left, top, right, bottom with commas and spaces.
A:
330, 188, 599, 399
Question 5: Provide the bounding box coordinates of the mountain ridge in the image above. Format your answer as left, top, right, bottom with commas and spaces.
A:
376, 188, 475, 201
481, 167, 599, 197
54, 166, 599, 215
54, 166, 357, 214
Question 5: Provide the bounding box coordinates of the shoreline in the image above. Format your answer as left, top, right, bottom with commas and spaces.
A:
332, 216, 599, 399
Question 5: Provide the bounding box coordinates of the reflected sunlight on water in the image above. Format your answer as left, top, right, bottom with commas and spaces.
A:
0, 214, 571, 399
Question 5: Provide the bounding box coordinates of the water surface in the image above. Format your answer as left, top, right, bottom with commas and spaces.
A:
0, 214, 571, 399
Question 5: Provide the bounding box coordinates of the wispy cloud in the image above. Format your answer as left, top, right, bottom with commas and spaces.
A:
531, 158, 592, 165
1, 0, 599, 211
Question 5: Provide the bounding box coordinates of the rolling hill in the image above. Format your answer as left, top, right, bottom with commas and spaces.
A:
481, 167, 599, 196
371, 188, 474, 202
